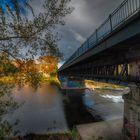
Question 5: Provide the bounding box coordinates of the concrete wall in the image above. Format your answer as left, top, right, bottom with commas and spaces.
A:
123, 85, 140, 140
129, 61, 140, 77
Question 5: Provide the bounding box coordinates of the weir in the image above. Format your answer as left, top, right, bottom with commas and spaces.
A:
59, 0, 140, 139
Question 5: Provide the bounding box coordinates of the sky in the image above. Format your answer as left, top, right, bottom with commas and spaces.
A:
0, 0, 28, 14
0, 0, 123, 62
58, 0, 123, 60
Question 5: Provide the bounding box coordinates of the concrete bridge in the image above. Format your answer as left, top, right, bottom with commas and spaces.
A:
59, 0, 140, 85
59, 0, 140, 140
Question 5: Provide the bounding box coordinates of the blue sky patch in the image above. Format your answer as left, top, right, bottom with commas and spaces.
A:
0, 0, 28, 15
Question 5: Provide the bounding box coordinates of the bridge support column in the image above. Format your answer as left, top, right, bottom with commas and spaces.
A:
123, 84, 140, 140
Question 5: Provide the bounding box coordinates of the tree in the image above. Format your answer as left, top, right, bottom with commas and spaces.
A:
0, 52, 19, 76
0, 0, 73, 85
0, 0, 72, 61
0, 0, 72, 138
38, 55, 58, 76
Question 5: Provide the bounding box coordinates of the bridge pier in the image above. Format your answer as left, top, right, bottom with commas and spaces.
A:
123, 84, 140, 140
58, 1, 140, 138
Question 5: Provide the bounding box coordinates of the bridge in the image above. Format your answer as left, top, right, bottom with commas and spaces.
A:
58, 0, 140, 140
59, 0, 140, 85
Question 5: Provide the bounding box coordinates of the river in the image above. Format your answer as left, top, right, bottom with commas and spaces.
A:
4, 85, 68, 135
3, 78, 128, 136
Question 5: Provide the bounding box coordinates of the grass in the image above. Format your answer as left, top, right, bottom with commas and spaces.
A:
41, 76, 61, 87
85, 80, 125, 90
0, 76, 15, 84
0, 75, 60, 87
10, 130, 81, 140
70, 128, 81, 140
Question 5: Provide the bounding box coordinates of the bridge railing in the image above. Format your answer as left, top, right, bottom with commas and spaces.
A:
66, 0, 140, 65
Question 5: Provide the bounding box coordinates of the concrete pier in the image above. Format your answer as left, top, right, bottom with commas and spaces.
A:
123, 84, 140, 140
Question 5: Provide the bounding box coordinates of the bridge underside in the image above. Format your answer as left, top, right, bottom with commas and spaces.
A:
59, 2, 140, 140
59, 14, 140, 84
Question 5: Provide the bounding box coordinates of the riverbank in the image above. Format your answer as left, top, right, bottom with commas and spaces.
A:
7, 130, 81, 140
0, 76, 60, 86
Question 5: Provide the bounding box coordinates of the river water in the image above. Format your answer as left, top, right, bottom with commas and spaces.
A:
4, 85, 68, 135
3, 78, 127, 136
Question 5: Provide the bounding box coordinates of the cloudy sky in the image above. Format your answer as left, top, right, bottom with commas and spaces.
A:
1, 0, 123, 61
58, 0, 123, 60
24, 0, 123, 60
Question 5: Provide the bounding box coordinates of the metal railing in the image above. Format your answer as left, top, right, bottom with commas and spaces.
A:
66, 0, 140, 65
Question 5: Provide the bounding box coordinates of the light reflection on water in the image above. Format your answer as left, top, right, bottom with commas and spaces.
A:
4, 85, 68, 135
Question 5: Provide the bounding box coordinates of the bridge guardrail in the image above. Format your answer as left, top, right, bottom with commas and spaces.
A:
66, 0, 140, 65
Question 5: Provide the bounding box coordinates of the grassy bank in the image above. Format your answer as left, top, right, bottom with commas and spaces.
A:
41, 76, 60, 87
0, 75, 60, 87
10, 130, 81, 140
0, 76, 15, 84
85, 80, 125, 90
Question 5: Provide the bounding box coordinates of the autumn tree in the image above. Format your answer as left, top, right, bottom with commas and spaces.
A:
0, 0, 72, 138
38, 55, 58, 76
0, 0, 73, 85
0, 0, 72, 68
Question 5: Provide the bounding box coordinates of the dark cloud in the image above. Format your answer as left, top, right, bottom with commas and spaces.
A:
29, 0, 123, 60
58, 0, 123, 60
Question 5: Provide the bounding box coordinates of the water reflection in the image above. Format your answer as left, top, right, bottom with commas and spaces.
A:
4, 85, 68, 135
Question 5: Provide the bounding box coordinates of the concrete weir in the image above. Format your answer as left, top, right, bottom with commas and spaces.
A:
59, 77, 127, 139
77, 119, 123, 140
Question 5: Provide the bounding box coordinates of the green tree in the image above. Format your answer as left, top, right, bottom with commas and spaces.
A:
0, 53, 19, 76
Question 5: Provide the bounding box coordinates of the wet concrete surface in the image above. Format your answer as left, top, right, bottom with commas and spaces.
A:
83, 88, 126, 121
77, 119, 123, 140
